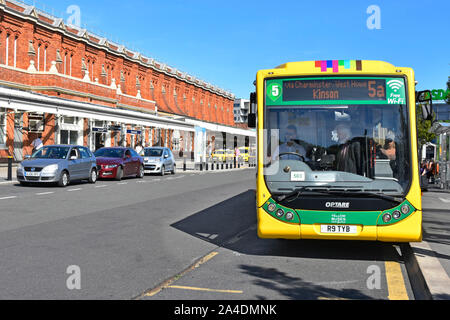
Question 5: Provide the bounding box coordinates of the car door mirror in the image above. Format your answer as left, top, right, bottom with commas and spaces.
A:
24, 155, 31, 160
164, 154, 169, 159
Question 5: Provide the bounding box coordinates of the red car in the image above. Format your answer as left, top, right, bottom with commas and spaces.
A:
94, 147, 144, 180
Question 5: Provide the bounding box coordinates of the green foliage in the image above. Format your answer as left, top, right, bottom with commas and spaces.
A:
416, 103, 435, 148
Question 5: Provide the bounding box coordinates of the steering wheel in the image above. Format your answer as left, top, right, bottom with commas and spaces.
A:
278, 152, 305, 162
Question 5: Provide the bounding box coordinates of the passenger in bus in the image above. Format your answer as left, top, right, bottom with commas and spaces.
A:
378, 138, 396, 161
272, 125, 307, 161
335, 122, 363, 175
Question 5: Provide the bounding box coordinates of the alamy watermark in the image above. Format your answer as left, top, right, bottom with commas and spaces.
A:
66, 5, 81, 28
66, 265, 81, 290
366, 265, 381, 290
366, 5, 381, 30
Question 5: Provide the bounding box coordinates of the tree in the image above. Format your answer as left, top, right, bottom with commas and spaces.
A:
416, 103, 436, 150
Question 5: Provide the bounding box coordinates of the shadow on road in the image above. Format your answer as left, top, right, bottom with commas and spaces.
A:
171, 189, 402, 263
238, 264, 374, 300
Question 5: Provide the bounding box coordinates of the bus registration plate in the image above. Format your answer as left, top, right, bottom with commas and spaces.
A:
321, 225, 357, 234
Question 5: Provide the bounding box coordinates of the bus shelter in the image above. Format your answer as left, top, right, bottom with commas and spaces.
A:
432, 122, 450, 189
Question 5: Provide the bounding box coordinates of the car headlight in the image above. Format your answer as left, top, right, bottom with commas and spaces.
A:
42, 164, 58, 174
105, 164, 118, 169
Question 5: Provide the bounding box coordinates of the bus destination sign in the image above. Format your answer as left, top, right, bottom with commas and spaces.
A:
284, 79, 386, 101
266, 77, 406, 106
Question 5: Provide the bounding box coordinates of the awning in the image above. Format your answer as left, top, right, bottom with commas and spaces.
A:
0, 86, 195, 132
431, 122, 450, 135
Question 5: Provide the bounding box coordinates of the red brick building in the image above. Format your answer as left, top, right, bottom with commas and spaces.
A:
0, 0, 246, 162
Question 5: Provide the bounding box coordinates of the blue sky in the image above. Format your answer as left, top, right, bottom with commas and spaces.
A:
28, 0, 449, 99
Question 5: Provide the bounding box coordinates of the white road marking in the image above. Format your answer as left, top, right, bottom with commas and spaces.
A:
117, 182, 128, 185
439, 198, 450, 203
36, 192, 55, 196
0, 196, 17, 200
67, 188, 82, 192
95, 185, 108, 188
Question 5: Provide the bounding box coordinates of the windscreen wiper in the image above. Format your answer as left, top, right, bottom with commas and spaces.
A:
324, 190, 403, 203
275, 187, 308, 202
275, 188, 403, 203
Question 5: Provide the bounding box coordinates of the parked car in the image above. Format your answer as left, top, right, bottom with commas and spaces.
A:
142, 147, 176, 176
94, 147, 144, 180
211, 149, 226, 162
238, 146, 250, 162
17, 145, 98, 187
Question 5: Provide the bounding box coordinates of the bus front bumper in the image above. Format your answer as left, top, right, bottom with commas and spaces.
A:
257, 207, 422, 242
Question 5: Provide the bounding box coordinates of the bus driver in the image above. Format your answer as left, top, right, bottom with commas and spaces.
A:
272, 125, 307, 161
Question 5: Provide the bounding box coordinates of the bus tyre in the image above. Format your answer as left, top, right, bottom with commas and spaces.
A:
88, 169, 97, 184
115, 167, 123, 181
58, 171, 70, 188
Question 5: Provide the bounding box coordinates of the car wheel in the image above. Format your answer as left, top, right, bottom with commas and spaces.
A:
160, 165, 165, 176
88, 168, 97, 184
115, 166, 123, 181
171, 165, 176, 175
138, 165, 145, 179
58, 171, 70, 188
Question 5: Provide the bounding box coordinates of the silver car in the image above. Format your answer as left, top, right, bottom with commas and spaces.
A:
17, 145, 98, 187
142, 147, 176, 176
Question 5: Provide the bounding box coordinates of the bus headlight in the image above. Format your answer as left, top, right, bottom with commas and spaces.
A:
392, 210, 401, 220
267, 203, 277, 212
382, 213, 392, 223
285, 212, 295, 221
401, 204, 410, 215
276, 209, 285, 218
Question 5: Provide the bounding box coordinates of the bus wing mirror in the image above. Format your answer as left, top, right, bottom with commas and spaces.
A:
248, 114, 256, 128
248, 91, 257, 128
416, 90, 433, 121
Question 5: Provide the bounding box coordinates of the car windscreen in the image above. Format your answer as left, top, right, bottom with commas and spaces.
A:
31, 146, 71, 159
94, 148, 124, 158
143, 149, 163, 157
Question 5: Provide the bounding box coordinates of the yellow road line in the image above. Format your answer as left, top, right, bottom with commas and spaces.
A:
385, 261, 409, 300
143, 251, 219, 298
167, 285, 243, 294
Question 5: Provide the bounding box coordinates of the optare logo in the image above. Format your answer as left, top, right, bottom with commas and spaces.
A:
325, 202, 350, 209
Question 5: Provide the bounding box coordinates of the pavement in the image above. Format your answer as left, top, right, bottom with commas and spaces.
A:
408, 187, 450, 300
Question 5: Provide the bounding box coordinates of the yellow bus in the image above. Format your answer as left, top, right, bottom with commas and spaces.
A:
249, 60, 422, 242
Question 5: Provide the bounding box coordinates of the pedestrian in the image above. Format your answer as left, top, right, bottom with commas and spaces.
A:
31, 134, 43, 154
420, 162, 429, 191
135, 142, 143, 155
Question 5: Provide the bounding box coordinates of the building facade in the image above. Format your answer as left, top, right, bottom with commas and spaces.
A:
0, 0, 250, 162
233, 98, 250, 124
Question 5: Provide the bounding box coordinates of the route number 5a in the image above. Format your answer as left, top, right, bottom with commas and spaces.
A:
368, 81, 386, 98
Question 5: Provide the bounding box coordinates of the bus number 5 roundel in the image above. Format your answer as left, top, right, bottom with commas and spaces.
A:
268, 83, 282, 102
